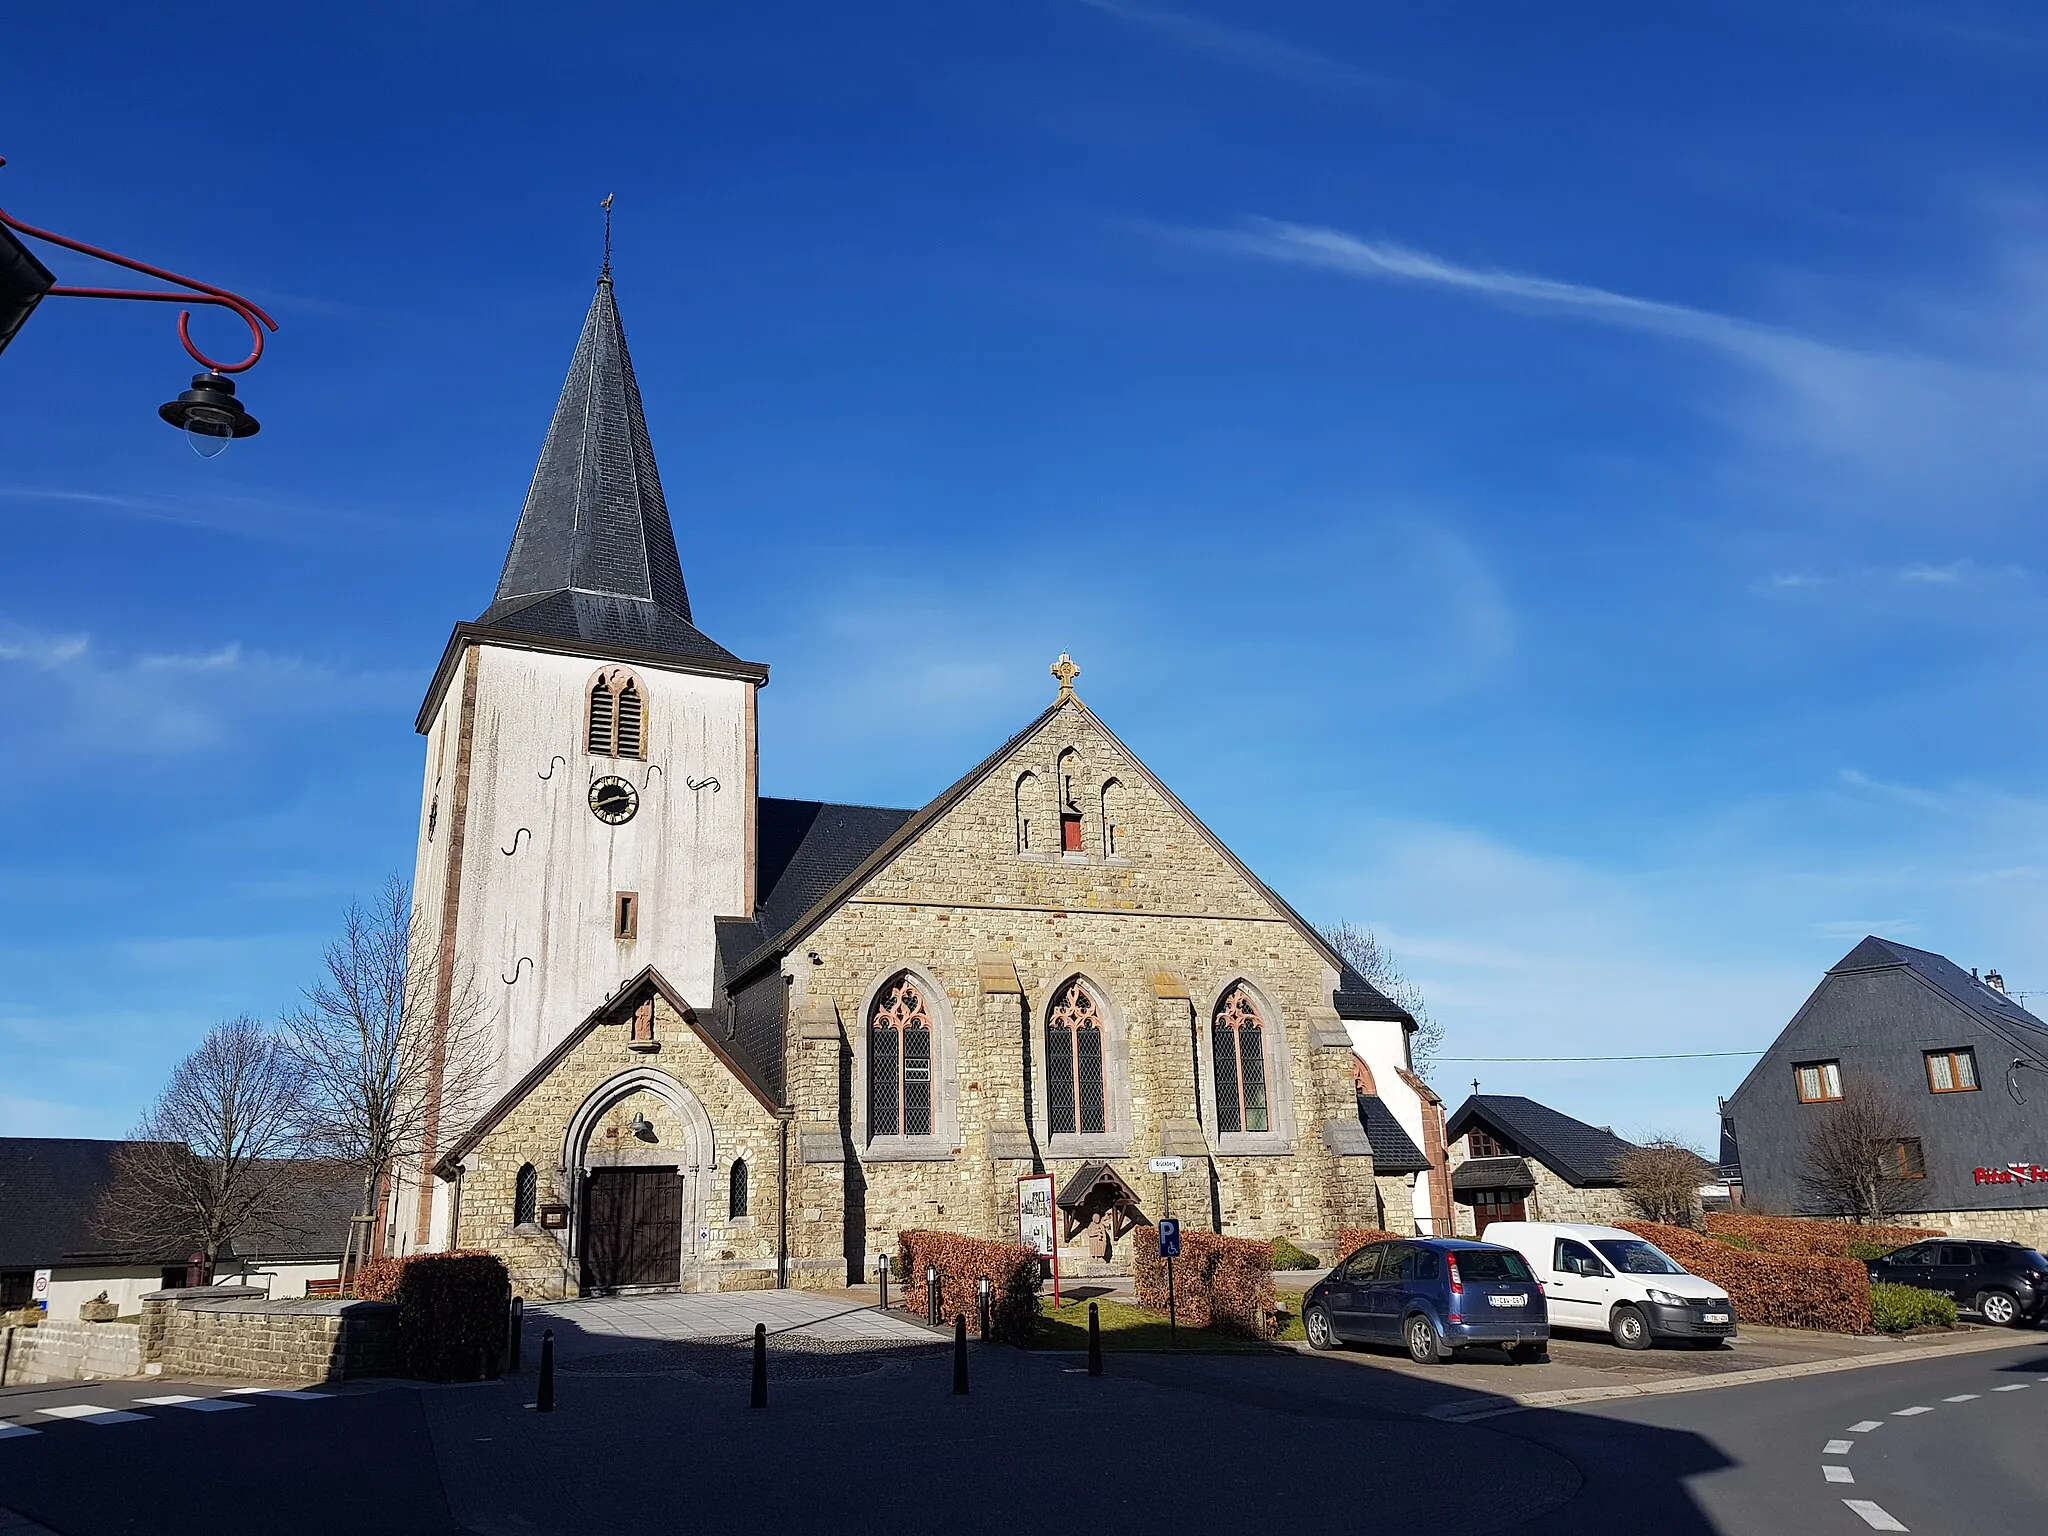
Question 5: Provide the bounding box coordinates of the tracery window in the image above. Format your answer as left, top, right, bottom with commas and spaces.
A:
729, 1158, 750, 1219
1045, 980, 1107, 1136
1211, 984, 1270, 1135
514, 1162, 538, 1227
586, 670, 646, 758
868, 974, 934, 1138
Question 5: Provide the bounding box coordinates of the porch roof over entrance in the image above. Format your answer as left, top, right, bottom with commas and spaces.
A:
1450, 1156, 1536, 1196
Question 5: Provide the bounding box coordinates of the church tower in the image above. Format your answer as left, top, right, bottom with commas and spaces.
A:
401, 271, 768, 1251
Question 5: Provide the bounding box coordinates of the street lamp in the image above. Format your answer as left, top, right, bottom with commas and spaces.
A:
0, 154, 278, 454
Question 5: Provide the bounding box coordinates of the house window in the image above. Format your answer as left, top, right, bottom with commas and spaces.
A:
514, 1163, 538, 1227
1015, 771, 1038, 852
1100, 778, 1124, 856
1795, 1060, 1843, 1103
1045, 980, 1107, 1136
729, 1159, 749, 1219
1468, 1129, 1505, 1158
868, 974, 934, 1138
586, 670, 647, 758
615, 891, 639, 940
1211, 984, 1270, 1135
1925, 1048, 1978, 1094
1892, 1138, 1927, 1179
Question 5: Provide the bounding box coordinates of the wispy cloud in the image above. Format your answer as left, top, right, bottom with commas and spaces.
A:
0, 485, 432, 543
0, 625, 410, 753
1076, 0, 1380, 89
1189, 217, 2048, 519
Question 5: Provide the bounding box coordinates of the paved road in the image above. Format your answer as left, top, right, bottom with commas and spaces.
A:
0, 1308, 2040, 1534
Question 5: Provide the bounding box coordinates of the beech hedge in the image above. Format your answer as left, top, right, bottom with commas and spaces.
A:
1621, 1220, 1871, 1332
897, 1230, 1042, 1345
1704, 1213, 1943, 1259
352, 1252, 511, 1380
1336, 1228, 1404, 1264
1133, 1226, 1276, 1338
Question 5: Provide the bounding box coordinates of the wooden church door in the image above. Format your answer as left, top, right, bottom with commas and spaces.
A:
581, 1166, 685, 1291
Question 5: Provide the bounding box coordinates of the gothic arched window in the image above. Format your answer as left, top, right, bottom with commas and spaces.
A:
586, 669, 647, 758
1100, 778, 1124, 856
514, 1162, 538, 1227
1055, 749, 1083, 852
868, 974, 933, 1138
1045, 980, 1107, 1136
1015, 771, 1039, 853
1212, 984, 1270, 1135
728, 1158, 749, 1220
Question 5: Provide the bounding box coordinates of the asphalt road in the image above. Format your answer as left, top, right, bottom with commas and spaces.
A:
1, 1334, 2042, 1534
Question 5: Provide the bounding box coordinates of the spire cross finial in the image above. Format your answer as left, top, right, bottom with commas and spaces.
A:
1051, 652, 1080, 703
601, 193, 615, 279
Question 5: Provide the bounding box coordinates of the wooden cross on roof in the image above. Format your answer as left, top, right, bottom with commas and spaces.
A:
1051, 652, 1080, 703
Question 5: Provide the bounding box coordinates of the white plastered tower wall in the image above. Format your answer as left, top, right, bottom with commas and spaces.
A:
1346, 1020, 1438, 1231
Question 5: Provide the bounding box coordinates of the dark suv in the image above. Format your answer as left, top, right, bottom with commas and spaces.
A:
1303, 1238, 1549, 1364
1866, 1240, 2048, 1327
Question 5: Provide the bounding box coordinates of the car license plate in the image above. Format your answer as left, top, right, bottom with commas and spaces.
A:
1703, 1312, 1729, 1323
1488, 1294, 1527, 1308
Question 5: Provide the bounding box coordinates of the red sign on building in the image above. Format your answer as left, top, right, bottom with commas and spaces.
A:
1974, 1164, 2048, 1185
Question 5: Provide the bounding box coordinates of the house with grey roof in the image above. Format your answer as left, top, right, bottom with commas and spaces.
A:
1441, 1095, 1643, 1237
1722, 936, 2048, 1247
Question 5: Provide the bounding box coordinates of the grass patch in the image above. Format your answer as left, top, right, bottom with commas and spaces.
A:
1710, 1233, 1756, 1251
1030, 1297, 1276, 1353
1870, 1282, 1958, 1333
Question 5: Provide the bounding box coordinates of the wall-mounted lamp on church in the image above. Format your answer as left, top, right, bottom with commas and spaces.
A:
628, 1111, 655, 1142
0, 154, 278, 454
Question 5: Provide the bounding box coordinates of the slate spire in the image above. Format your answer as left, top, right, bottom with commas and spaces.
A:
480, 275, 742, 666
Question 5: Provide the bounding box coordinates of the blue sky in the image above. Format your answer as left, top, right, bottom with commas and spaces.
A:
5, 2, 2048, 1148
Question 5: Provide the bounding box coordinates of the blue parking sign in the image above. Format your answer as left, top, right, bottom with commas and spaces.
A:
1157, 1218, 1181, 1258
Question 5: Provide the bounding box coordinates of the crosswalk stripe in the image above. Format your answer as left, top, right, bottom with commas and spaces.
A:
1943, 1394, 1979, 1402
1846, 1421, 1884, 1433
224, 1387, 329, 1400
1892, 1406, 1932, 1416
0, 1424, 39, 1440
1843, 1500, 1908, 1531
1824, 1466, 1855, 1484
1992, 1384, 2029, 1393
34, 1406, 146, 1425
1824, 1440, 1853, 1455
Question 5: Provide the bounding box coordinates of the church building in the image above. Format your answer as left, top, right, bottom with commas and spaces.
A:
397, 272, 1429, 1295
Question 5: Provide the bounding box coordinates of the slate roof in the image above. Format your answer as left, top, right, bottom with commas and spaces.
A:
0, 1138, 181, 1269
715, 797, 919, 979
1451, 1155, 1537, 1194
1356, 1094, 1432, 1174
478, 275, 739, 666
1333, 970, 1411, 1024
1443, 1095, 1639, 1188
1829, 935, 2048, 1062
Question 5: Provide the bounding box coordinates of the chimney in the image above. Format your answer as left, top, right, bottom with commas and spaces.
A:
1987, 969, 2007, 994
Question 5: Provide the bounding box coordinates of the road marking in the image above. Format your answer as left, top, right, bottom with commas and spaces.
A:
1824, 1439, 1854, 1454
1943, 1393, 1979, 1402
1843, 1500, 1908, 1531
168, 1398, 248, 1412
1892, 1406, 1932, 1416
224, 1387, 329, 1400
34, 1406, 146, 1425
0, 1424, 39, 1440
1846, 1421, 1884, 1433
1991, 1383, 2029, 1392
135, 1395, 203, 1405
1824, 1465, 1855, 1483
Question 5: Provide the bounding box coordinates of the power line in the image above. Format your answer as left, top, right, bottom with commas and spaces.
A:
1437, 1049, 1767, 1063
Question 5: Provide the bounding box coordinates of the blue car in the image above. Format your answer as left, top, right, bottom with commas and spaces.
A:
1303, 1237, 1550, 1364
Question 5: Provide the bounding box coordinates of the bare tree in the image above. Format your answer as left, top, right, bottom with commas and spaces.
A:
1617, 1137, 1713, 1229
1797, 1083, 1920, 1223
97, 1017, 310, 1281
1320, 921, 1445, 1082
284, 877, 493, 1286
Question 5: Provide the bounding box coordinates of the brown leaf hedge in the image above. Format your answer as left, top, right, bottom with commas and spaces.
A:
1132, 1226, 1276, 1338
350, 1251, 511, 1380
897, 1230, 1042, 1345
1620, 1221, 1872, 1332
1703, 1213, 1943, 1258
1336, 1228, 1404, 1262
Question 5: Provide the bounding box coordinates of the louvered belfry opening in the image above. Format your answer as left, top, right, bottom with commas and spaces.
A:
1046, 980, 1106, 1136
869, 975, 933, 1137
1212, 984, 1269, 1134
587, 676, 616, 754
615, 680, 644, 756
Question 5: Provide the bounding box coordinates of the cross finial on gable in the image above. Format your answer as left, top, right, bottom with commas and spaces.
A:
1051, 652, 1081, 703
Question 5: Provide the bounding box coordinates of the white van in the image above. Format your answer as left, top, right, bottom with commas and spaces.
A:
1481, 1222, 1736, 1350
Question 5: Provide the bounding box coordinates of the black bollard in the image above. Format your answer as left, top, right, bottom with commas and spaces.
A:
878, 1254, 890, 1312
750, 1322, 767, 1409
1087, 1301, 1103, 1376
977, 1276, 992, 1340
536, 1328, 555, 1411
508, 1296, 523, 1373
926, 1266, 940, 1327
953, 1314, 969, 1395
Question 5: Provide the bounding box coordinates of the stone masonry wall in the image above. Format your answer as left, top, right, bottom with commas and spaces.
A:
785, 699, 1383, 1278
147, 1296, 399, 1382
1525, 1163, 1639, 1226
0, 1320, 141, 1386
1908, 1207, 2048, 1249
453, 991, 788, 1297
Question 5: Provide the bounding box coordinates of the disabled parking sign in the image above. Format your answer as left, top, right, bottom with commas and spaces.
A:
1157, 1218, 1181, 1259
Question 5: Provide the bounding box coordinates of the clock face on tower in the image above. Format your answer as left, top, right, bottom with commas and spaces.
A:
588, 775, 639, 825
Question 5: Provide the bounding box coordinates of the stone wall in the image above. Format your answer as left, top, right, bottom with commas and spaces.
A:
1909, 1207, 2048, 1249
1526, 1163, 1639, 1226
140, 1290, 398, 1382
0, 1320, 141, 1386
